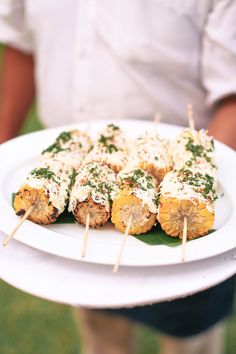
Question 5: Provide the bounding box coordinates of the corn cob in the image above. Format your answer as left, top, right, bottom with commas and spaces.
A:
13, 130, 91, 224
170, 128, 216, 173
84, 123, 128, 173
69, 162, 118, 228
158, 168, 217, 239
129, 132, 172, 183
158, 133, 217, 241
111, 168, 159, 235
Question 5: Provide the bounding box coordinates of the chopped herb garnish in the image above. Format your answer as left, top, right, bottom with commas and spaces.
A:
185, 137, 214, 166
98, 134, 119, 154
107, 123, 120, 131
30, 167, 58, 182
122, 169, 154, 190
179, 168, 217, 202
42, 131, 73, 154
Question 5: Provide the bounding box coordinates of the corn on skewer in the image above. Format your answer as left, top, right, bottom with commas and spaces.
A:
111, 168, 159, 235
84, 123, 129, 173
69, 124, 128, 228
69, 123, 129, 257
12, 130, 91, 226
69, 162, 118, 228
128, 132, 172, 184
158, 105, 217, 240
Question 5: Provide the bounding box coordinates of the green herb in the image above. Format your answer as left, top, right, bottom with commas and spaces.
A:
185, 137, 214, 166
98, 134, 119, 154
122, 169, 154, 190
69, 169, 78, 188
107, 123, 120, 131
179, 169, 217, 202
30, 167, 58, 182
42, 131, 72, 154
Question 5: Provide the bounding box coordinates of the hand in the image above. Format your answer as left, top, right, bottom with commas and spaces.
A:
208, 96, 236, 150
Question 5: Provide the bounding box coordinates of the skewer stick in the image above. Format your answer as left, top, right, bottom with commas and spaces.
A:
113, 215, 133, 273
154, 112, 161, 127
81, 213, 90, 258
3, 205, 34, 246
187, 103, 195, 131
181, 216, 188, 262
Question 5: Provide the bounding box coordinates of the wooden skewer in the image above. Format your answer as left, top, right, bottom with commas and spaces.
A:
113, 215, 133, 273
181, 216, 188, 262
187, 103, 195, 131
81, 213, 90, 258
3, 205, 34, 246
154, 112, 161, 127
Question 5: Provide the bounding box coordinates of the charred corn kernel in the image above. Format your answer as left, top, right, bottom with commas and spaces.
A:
157, 168, 217, 239
170, 128, 216, 173
13, 130, 92, 224
111, 168, 159, 235
84, 123, 129, 173
69, 162, 118, 227
14, 185, 59, 225
128, 132, 172, 183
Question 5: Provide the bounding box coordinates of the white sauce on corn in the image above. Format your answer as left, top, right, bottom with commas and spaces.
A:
22, 130, 92, 214
24, 159, 72, 213
158, 169, 217, 214
84, 124, 128, 171
69, 162, 118, 212
128, 132, 171, 170
171, 128, 215, 172
116, 168, 159, 214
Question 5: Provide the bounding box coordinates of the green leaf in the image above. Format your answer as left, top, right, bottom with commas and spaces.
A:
55, 210, 75, 224
134, 224, 182, 246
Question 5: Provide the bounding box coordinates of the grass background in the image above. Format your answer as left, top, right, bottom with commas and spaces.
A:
0, 45, 235, 354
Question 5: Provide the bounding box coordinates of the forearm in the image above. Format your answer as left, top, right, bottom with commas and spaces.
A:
0, 46, 35, 143
208, 96, 236, 150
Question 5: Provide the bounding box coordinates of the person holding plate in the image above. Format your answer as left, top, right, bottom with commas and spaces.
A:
0, 1, 235, 354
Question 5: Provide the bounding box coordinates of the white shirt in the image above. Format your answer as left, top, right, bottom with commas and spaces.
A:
0, 0, 236, 129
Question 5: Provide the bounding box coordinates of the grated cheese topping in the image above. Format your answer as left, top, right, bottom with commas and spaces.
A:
158, 168, 217, 214
84, 124, 128, 171
42, 130, 92, 170
69, 162, 118, 212
171, 128, 216, 172
116, 168, 159, 213
128, 132, 171, 170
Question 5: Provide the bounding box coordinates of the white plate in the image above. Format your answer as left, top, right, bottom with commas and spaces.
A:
0, 119, 235, 266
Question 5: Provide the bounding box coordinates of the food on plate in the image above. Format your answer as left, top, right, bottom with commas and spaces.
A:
11, 123, 218, 241
41, 130, 92, 170
157, 168, 217, 239
170, 128, 216, 172
157, 126, 217, 239
69, 162, 118, 228
84, 123, 129, 173
129, 132, 172, 183
13, 130, 91, 224
111, 168, 159, 235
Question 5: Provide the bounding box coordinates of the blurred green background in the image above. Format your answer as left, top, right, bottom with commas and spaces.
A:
0, 45, 235, 354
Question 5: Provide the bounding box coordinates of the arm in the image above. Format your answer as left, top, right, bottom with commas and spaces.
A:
208, 96, 236, 150
0, 46, 35, 144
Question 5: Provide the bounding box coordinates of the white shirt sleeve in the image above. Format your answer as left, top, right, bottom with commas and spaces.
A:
201, 0, 236, 106
0, 0, 32, 53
